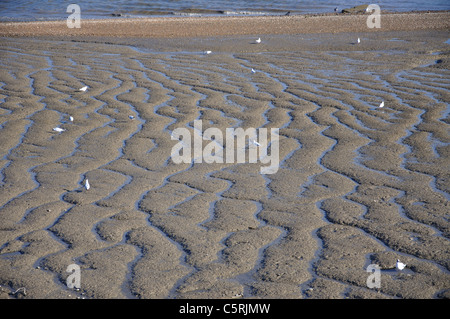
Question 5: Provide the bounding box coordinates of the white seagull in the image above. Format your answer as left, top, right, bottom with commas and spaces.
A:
396, 259, 406, 271
357, 37, 361, 44
204, 50, 212, 55
85, 179, 90, 190
250, 139, 261, 147
79, 86, 88, 92
251, 68, 256, 73
379, 101, 384, 108
69, 116, 74, 122
53, 127, 65, 132
255, 37, 261, 44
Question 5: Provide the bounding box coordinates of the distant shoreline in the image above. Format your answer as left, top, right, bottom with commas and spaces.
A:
0, 8, 449, 23
0, 11, 449, 38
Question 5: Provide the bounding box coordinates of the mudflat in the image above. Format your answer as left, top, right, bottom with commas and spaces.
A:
0, 12, 449, 299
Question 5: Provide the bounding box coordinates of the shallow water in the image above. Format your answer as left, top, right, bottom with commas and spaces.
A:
0, 0, 449, 21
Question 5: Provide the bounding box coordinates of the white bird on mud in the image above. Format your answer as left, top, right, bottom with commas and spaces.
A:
79, 86, 88, 92
379, 101, 384, 108
251, 68, 256, 73
204, 50, 212, 55
85, 179, 90, 190
53, 127, 65, 132
69, 116, 74, 122
396, 259, 406, 271
357, 37, 361, 44
255, 37, 261, 44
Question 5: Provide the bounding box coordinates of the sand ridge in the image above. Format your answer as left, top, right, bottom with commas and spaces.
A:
0, 13, 449, 299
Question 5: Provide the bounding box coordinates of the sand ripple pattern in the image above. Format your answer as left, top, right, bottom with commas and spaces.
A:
0, 37, 449, 299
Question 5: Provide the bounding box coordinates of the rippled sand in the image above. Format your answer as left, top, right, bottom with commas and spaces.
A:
0, 15, 449, 299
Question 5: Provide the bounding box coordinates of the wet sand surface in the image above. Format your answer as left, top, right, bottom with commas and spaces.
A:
0, 13, 449, 299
